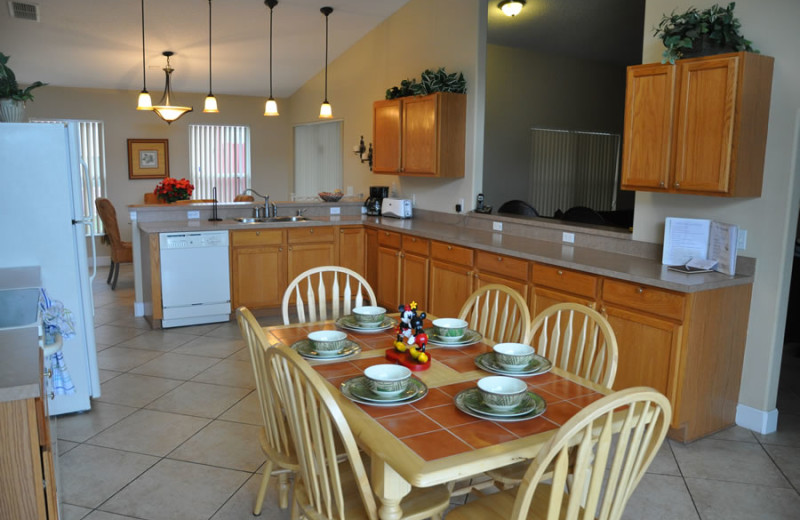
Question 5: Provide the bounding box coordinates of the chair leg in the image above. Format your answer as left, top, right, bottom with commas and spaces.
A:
111, 262, 120, 290
278, 472, 290, 509
106, 261, 115, 284
253, 460, 273, 515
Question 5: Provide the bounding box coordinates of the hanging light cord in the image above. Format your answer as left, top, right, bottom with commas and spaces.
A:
208, 0, 213, 94
323, 8, 329, 101
140, 0, 147, 89
269, 3, 273, 97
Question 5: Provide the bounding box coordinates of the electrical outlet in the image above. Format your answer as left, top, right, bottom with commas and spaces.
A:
562, 232, 575, 243
329, 207, 341, 215
187, 210, 200, 219
737, 229, 747, 250
346, 186, 353, 196
493, 221, 503, 231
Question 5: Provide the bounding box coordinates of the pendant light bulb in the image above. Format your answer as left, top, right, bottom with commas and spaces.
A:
203, 0, 219, 113
204, 95, 218, 113
319, 6, 333, 119
264, 0, 279, 116
319, 100, 332, 119
137, 0, 153, 110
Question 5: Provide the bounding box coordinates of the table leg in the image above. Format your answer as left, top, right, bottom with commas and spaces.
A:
371, 458, 411, 520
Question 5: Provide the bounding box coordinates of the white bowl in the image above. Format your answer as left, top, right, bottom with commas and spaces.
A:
364, 364, 412, 396
432, 318, 468, 342
477, 376, 527, 411
352, 306, 386, 326
493, 343, 535, 371
307, 330, 348, 356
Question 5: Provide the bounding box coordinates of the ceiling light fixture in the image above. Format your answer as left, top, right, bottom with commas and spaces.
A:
203, 0, 218, 113
264, 0, 279, 116
319, 6, 333, 119
498, 0, 525, 17
136, 0, 152, 110
152, 51, 193, 124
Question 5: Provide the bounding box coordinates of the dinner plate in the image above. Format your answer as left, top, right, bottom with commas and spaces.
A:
336, 315, 397, 333
424, 328, 482, 347
341, 376, 427, 406
474, 352, 552, 376
463, 390, 538, 417
455, 388, 546, 422
291, 339, 361, 360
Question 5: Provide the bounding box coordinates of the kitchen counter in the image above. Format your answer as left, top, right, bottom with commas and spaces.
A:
0, 266, 42, 402
137, 214, 754, 294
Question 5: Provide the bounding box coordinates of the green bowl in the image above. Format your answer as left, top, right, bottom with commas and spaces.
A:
308, 330, 348, 356
432, 318, 468, 342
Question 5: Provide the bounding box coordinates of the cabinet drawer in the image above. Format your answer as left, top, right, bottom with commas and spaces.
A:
378, 230, 402, 249
475, 250, 528, 282
288, 226, 335, 244
402, 235, 430, 256
231, 229, 284, 247
602, 279, 686, 321
430, 241, 474, 266
532, 263, 599, 299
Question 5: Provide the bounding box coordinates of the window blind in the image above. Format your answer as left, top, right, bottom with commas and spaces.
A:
294, 120, 342, 198
189, 124, 251, 201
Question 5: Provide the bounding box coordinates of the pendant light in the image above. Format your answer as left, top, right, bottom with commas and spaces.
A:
136, 0, 152, 110
319, 6, 333, 119
203, 0, 218, 113
264, 0, 279, 116
498, 0, 526, 17
152, 51, 194, 124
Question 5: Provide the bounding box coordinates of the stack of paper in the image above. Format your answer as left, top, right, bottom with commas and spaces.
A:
662, 217, 738, 276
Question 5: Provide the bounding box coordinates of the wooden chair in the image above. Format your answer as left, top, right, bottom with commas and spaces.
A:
282, 266, 377, 325
94, 197, 133, 290
458, 284, 531, 344
264, 344, 451, 520
236, 307, 298, 514
447, 387, 672, 520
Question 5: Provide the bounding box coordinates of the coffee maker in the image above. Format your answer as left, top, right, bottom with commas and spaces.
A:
365, 186, 389, 216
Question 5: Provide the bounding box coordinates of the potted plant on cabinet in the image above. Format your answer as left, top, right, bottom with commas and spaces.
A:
653, 2, 757, 64
0, 52, 46, 122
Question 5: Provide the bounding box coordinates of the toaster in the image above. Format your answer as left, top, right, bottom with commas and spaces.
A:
381, 198, 413, 218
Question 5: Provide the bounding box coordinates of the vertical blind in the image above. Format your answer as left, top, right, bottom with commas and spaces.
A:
294, 120, 342, 198
189, 124, 251, 201
528, 128, 621, 217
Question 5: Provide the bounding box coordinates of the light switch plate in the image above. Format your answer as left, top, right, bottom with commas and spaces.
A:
187, 210, 200, 219
493, 221, 503, 231
562, 232, 575, 243
330, 207, 341, 215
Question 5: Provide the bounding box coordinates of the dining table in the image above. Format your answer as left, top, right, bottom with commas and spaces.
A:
261, 315, 612, 520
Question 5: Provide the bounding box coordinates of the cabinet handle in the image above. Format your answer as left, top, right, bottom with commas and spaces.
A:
497, 256, 502, 262
256, 231, 260, 236
48, 392, 55, 400
447, 245, 453, 251
659, 181, 665, 188
288, 246, 292, 251
674, 182, 680, 188
279, 247, 283, 252
557, 270, 563, 276
340, 229, 344, 233
43, 368, 52, 379
636, 287, 644, 294
411, 238, 416, 242
309, 228, 314, 234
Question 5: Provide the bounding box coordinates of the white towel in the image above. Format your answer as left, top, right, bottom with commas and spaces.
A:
39, 289, 77, 395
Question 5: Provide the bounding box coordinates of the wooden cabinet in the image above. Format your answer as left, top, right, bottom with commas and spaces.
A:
529, 263, 600, 317
474, 250, 529, 300
376, 230, 402, 309
372, 92, 466, 178
337, 226, 366, 276
230, 229, 286, 309
428, 241, 474, 318
621, 52, 773, 197
365, 227, 379, 292
287, 227, 336, 282
400, 235, 430, 310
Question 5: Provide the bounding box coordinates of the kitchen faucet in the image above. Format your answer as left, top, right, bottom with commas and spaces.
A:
242, 189, 276, 217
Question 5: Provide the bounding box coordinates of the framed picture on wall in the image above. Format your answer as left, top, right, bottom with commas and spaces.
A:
127, 138, 169, 179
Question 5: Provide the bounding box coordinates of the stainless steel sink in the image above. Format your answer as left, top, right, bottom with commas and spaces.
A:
233, 217, 269, 224
232, 216, 312, 224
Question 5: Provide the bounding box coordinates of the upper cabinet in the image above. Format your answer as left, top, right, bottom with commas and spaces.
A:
372, 92, 466, 178
621, 52, 774, 197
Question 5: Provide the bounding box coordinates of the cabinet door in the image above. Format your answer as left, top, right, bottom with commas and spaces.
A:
531, 286, 596, 321
401, 252, 429, 311
287, 243, 336, 282
475, 272, 528, 303
402, 95, 438, 175
376, 245, 401, 309
373, 99, 402, 173
428, 259, 473, 319
338, 227, 365, 276
673, 56, 739, 193
365, 228, 379, 291
620, 63, 675, 190
231, 245, 286, 308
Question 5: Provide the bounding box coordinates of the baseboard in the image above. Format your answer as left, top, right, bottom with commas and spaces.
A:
134, 302, 145, 317
736, 404, 779, 434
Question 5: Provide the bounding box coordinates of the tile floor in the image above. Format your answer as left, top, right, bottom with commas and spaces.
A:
56, 264, 800, 519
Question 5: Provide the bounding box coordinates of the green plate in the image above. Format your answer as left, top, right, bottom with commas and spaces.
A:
455, 388, 546, 422
336, 315, 397, 333
464, 389, 537, 417
341, 376, 427, 406
424, 327, 482, 347
291, 338, 360, 360
474, 352, 552, 376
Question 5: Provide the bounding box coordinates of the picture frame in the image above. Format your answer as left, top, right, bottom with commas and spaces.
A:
127, 139, 169, 179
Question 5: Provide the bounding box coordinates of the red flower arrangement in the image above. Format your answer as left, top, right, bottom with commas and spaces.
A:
154, 177, 194, 203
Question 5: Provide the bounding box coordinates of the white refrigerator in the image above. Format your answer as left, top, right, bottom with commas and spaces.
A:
0, 122, 100, 415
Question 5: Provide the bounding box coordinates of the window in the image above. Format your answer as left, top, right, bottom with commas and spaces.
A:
189, 124, 251, 201
294, 120, 342, 198
33, 119, 107, 235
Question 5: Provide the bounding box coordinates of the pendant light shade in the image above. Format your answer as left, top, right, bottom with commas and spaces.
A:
137, 0, 152, 110
319, 6, 333, 119
152, 51, 193, 124
264, 0, 279, 116
203, 0, 218, 113
498, 0, 525, 17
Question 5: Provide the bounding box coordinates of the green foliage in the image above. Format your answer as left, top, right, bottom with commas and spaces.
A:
653, 2, 756, 64
385, 67, 466, 100
0, 53, 46, 101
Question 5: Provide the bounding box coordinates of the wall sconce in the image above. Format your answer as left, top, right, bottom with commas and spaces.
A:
353, 135, 373, 170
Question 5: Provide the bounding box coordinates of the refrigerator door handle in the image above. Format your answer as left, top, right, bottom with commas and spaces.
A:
79, 158, 97, 283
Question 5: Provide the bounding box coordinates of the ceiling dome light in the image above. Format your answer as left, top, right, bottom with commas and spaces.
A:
499, 0, 525, 17
152, 52, 193, 124
319, 6, 333, 119
264, 0, 279, 116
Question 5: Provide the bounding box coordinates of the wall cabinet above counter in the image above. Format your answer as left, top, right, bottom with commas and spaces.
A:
621, 52, 774, 197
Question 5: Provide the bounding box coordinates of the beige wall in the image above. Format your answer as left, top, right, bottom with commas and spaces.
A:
483, 44, 628, 210
635, 0, 800, 416
286, 0, 485, 212
25, 87, 293, 243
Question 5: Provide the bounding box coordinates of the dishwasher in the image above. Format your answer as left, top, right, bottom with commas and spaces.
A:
159, 231, 231, 328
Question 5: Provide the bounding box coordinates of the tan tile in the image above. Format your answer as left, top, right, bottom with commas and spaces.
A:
97, 369, 121, 383
100, 458, 249, 520
686, 477, 800, 519
93, 325, 146, 346
96, 346, 162, 372
172, 335, 246, 358
171, 322, 225, 336
60, 503, 92, 520
146, 381, 251, 418
622, 473, 699, 520
192, 358, 255, 388
57, 439, 79, 455
87, 409, 210, 456
168, 419, 264, 471
56, 401, 137, 442
228, 346, 251, 361
206, 320, 246, 339
83, 512, 136, 520
710, 425, 759, 443
211, 473, 293, 520
218, 390, 262, 425
106, 315, 153, 330
758, 413, 800, 447
646, 440, 681, 476
114, 329, 198, 351
130, 352, 220, 380
96, 373, 182, 407
763, 444, 800, 489
58, 444, 158, 508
